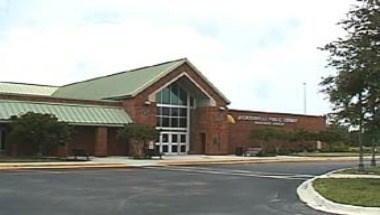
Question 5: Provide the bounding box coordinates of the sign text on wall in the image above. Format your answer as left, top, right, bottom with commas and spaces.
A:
237, 115, 298, 126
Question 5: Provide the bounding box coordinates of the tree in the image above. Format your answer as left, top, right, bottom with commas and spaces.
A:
118, 123, 157, 158
320, 0, 380, 171
250, 128, 290, 153
7, 112, 71, 156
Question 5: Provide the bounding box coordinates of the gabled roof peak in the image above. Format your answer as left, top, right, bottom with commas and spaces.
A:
61, 58, 187, 88
52, 58, 187, 100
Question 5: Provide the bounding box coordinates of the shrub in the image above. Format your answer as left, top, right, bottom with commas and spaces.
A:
320, 141, 350, 152
7, 112, 71, 156
118, 123, 157, 159
277, 148, 291, 155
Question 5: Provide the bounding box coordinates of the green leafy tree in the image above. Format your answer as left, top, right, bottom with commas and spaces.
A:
290, 129, 317, 142
7, 112, 71, 156
288, 129, 321, 152
320, 0, 380, 171
317, 128, 348, 152
250, 128, 290, 153
118, 123, 157, 158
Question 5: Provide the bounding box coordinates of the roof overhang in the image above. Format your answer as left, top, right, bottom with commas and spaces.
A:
0, 100, 132, 127
105, 59, 231, 105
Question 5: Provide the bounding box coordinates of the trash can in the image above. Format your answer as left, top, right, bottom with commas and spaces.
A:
235, 147, 244, 156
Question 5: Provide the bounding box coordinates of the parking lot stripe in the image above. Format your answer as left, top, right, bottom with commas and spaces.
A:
144, 166, 314, 180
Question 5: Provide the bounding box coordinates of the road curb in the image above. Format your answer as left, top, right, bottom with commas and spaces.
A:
297, 169, 380, 215
0, 156, 360, 171
158, 157, 359, 166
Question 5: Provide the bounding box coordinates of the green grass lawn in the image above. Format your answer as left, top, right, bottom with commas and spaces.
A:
0, 156, 67, 163
339, 166, 380, 175
293, 152, 371, 157
313, 178, 380, 207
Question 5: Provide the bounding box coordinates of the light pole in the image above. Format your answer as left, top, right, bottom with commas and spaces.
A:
303, 82, 307, 114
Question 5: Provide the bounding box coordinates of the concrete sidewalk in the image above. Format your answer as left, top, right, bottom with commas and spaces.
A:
297, 170, 380, 215
0, 155, 361, 170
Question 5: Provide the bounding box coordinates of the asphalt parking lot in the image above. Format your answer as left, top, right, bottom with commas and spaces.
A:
0, 160, 356, 215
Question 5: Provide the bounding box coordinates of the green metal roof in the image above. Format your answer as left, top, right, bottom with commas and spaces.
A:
0, 82, 58, 96
52, 59, 186, 100
0, 100, 132, 127
0, 58, 230, 104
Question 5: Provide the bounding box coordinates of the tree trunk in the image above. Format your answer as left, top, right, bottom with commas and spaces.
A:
129, 139, 145, 159
371, 138, 377, 167
358, 124, 365, 172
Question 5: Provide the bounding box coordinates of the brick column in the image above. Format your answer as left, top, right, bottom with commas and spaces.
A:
56, 144, 68, 157
10, 143, 18, 156
94, 127, 108, 157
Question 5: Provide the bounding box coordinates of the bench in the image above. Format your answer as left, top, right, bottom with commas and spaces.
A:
243, 147, 262, 157
144, 147, 162, 159
72, 149, 90, 161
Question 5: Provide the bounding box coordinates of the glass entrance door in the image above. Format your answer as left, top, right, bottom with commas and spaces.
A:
157, 132, 188, 155
155, 82, 193, 155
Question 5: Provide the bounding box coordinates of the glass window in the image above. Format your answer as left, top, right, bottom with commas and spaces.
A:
179, 108, 187, 117
163, 145, 168, 153
162, 117, 170, 127
179, 118, 187, 128
171, 118, 178, 127
162, 107, 170, 116
162, 134, 169, 143
172, 145, 178, 153
180, 145, 186, 152
156, 83, 189, 106
171, 108, 179, 117
162, 87, 170, 104
170, 84, 179, 104
172, 134, 178, 143
180, 134, 186, 143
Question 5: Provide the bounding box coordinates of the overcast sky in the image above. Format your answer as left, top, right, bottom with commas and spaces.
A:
0, 0, 357, 115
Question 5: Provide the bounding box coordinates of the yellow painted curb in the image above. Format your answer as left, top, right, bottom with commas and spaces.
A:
0, 163, 130, 170
0, 156, 359, 171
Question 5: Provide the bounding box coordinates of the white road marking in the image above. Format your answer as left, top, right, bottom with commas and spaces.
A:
166, 166, 316, 177
144, 166, 315, 180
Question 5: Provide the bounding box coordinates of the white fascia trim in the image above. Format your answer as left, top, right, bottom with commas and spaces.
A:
130, 60, 186, 97
128, 59, 230, 105
184, 60, 231, 104
148, 72, 217, 106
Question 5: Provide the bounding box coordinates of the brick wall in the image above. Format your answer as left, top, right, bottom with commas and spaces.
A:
107, 127, 128, 156
121, 63, 230, 155
67, 126, 96, 155
190, 107, 229, 155
228, 109, 327, 152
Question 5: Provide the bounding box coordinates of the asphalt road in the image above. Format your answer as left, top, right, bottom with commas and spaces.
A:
0, 160, 357, 215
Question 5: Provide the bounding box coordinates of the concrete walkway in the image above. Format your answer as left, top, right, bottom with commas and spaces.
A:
297, 170, 380, 215
0, 155, 362, 170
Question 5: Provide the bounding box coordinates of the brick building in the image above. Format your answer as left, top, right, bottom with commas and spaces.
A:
0, 58, 326, 156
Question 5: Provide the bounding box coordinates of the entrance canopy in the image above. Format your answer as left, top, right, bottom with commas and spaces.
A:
0, 100, 132, 127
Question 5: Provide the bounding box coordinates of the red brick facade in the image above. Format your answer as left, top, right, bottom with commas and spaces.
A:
120, 63, 231, 155
190, 107, 229, 154
0, 61, 326, 157
228, 110, 326, 152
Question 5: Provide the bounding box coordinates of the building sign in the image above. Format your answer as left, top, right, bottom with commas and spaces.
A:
237, 115, 298, 126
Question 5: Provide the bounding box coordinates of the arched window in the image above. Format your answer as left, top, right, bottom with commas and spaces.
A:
155, 83, 189, 129
155, 83, 188, 105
